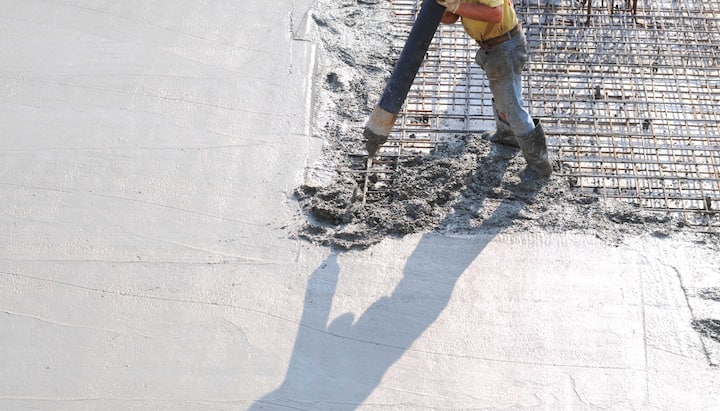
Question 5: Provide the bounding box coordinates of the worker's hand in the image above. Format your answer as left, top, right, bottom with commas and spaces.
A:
437, 0, 462, 14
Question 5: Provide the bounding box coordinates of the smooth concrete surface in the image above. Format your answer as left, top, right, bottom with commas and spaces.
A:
1, 2, 718, 410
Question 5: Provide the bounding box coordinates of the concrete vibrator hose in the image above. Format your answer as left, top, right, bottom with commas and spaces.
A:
363, 0, 446, 157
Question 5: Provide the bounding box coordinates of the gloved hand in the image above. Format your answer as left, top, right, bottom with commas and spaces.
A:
436, 0, 462, 14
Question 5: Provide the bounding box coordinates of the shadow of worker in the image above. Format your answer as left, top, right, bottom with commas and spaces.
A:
250, 144, 546, 410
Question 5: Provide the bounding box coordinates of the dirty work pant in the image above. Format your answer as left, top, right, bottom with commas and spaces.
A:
475, 30, 535, 136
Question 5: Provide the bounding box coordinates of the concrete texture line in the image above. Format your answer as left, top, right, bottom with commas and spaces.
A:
0, 72, 245, 81
126, 233, 285, 265
0, 397, 253, 406
1, 270, 307, 328
639, 255, 651, 403
566, 374, 599, 410
666, 262, 713, 364
374, 385, 445, 399
0, 258, 284, 266
298, 40, 318, 137
0, 144, 275, 153
0, 76, 288, 118
0, 69, 259, 82
400, 347, 646, 372
2, 269, 645, 372
0, 182, 265, 227
34, 0, 275, 56
360, 404, 479, 411
647, 344, 702, 361
1, 310, 153, 338
272, 315, 646, 373
0, 212, 73, 228
0, 26, 251, 80
217, 317, 251, 345
250, 400, 307, 411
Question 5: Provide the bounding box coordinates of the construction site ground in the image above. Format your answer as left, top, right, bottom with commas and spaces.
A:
1, 0, 719, 410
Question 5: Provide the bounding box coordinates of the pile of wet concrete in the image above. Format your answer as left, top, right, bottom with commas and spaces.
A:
294, 0, 703, 251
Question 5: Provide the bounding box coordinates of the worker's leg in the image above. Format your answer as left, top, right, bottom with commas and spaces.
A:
481, 98, 519, 147
475, 32, 534, 137
476, 33, 551, 180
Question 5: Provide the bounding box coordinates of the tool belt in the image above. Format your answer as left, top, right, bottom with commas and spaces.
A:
476, 24, 521, 49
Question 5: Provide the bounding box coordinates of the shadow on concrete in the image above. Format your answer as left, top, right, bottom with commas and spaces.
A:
250, 144, 545, 410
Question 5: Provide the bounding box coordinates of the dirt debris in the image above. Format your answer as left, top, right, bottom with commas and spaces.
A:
294, 0, 717, 251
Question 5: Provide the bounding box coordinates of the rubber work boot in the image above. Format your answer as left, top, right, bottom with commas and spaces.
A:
516, 119, 552, 180
481, 103, 519, 148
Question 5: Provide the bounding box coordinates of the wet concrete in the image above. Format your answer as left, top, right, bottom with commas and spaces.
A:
295, 0, 710, 251
1, 1, 719, 410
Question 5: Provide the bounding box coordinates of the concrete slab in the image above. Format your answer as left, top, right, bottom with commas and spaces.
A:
0, 0, 319, 264
249, 234, 719, 410
1, 1, 718, 411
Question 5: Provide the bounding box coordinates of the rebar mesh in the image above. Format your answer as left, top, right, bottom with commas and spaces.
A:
359, 0, 720, 230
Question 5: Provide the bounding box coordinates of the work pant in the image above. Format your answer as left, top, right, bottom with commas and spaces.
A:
474, 30, 535, 136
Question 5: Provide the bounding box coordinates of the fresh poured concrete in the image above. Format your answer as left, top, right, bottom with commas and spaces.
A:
1, 1, 718, 410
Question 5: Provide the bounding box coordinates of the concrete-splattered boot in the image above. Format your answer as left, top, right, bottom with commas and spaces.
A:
516, 119, 552, 181
481, 100, 519, 148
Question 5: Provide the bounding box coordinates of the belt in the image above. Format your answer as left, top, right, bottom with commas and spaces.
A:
476, 24, 521, 49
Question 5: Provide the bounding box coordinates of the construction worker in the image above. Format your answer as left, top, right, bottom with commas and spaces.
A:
436, 0, 552, 180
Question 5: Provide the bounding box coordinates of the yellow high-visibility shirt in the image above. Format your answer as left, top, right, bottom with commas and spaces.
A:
461, 0, 518, 42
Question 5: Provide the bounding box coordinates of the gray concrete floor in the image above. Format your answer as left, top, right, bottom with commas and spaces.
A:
1, 1, 718, 410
